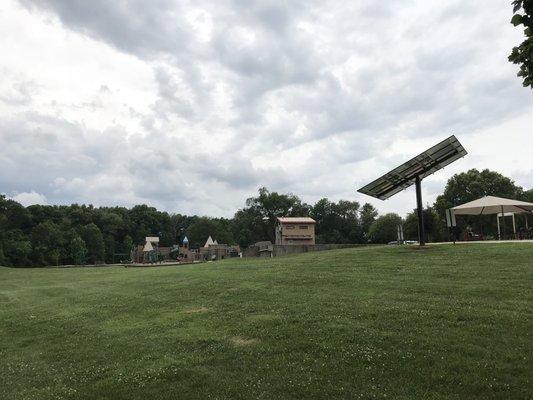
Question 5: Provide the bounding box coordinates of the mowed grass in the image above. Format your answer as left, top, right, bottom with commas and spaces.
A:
1, 244, 532, 400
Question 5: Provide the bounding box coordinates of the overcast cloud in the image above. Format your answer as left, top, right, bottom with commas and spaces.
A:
1, 0, 532, 216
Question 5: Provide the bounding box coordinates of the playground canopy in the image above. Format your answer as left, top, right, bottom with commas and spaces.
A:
452, 196, 533, 215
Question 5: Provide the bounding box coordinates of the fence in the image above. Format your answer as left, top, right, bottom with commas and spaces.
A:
243, 243, 363, 258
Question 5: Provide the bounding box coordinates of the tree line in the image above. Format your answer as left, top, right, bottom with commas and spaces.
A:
1, 169, 531, 267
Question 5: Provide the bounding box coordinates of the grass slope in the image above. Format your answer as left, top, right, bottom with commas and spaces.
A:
1, 244, 532, 399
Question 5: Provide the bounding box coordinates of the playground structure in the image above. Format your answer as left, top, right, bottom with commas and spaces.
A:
130, 235, 240, 264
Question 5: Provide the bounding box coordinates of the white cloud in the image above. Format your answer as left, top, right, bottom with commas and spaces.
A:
11, 191, 48, 206
0, 0, 532, 218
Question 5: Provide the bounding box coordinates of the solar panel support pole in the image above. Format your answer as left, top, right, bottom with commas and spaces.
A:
415, 176, 425, 246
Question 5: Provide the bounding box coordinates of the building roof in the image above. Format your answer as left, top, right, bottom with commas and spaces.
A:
277, 217, 316, 224
204, 236, 215, 247
143, 241, 154, 252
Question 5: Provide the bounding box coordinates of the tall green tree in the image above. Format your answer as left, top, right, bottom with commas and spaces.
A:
233, 187, 311, 244
434, 169, 524, 216
70, 234, 87, 265
80, 223, 105, 264
524, 188, 533, 202
30, 221, 63, 266
122, 235, 134, 253
186, 217, 234, 248
0, 245, 5, 266
434, 169, 525, 239
311, 199, 362, 244
231, 209, 257, 248
0, 195, 31, 231
368, 213, 403, 244
360, 203, 378, 242
403, 207, 445, 243
509, 0, 533, 88
2, 230, 32, 266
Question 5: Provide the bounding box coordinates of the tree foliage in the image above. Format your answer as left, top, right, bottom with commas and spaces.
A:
525, 189, 533, 202
509, 0, 533, 88
31, 221, 63, 266
0, 195, 201, 266
403, 207, 445, 243
1, 187, 382, 266
232, 187, 311, 246
186, 217, 234, 248
368, 213, 403, 244
434, 169, 524, 216
80, 223, 105, 264
1, 170, 529, 266
70, 234, 87, 265
359, 203, 378, 242
311, 199, 363, 244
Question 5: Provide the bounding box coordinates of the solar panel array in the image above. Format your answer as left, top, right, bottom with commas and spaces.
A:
357, 135, 467, 200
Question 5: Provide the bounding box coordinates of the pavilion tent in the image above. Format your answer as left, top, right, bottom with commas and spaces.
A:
452, 196, 533, 215
451, 196, 533, 239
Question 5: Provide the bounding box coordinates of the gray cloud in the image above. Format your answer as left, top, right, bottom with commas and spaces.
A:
2, 0, 532, 217
19, 0, 192, 57
20, 0, 530, 139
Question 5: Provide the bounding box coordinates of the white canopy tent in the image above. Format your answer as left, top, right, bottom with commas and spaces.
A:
451, 196, 533, 239
452, 196, 533, 215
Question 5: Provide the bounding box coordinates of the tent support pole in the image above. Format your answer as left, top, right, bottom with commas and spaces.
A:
415, 176, 425, 246
501, 205, 505, 240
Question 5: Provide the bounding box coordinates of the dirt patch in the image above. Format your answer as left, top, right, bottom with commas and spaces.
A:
183, 307, 209, 314
230, 336, 260, 347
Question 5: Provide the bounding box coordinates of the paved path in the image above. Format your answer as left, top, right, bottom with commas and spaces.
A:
429, 240, 533, 245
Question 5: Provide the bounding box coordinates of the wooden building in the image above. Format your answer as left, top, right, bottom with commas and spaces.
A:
275, 217, 316, 245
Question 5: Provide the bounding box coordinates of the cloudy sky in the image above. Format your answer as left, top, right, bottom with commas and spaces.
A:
1, 0, 531, 217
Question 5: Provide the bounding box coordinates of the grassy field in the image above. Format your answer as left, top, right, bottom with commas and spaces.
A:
1, 244, 532, 400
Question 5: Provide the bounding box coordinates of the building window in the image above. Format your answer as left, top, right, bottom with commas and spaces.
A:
299, 225, 308, 229
285, 225, 295, 230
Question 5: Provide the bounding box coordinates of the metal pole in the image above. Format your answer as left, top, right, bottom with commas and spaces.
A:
415, 176, 425, 246
451, 209, 456, 244
397, 225, 401, 245
501, 205, 506, 240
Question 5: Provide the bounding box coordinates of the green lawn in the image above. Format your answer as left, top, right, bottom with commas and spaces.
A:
1, 244, 532, 400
